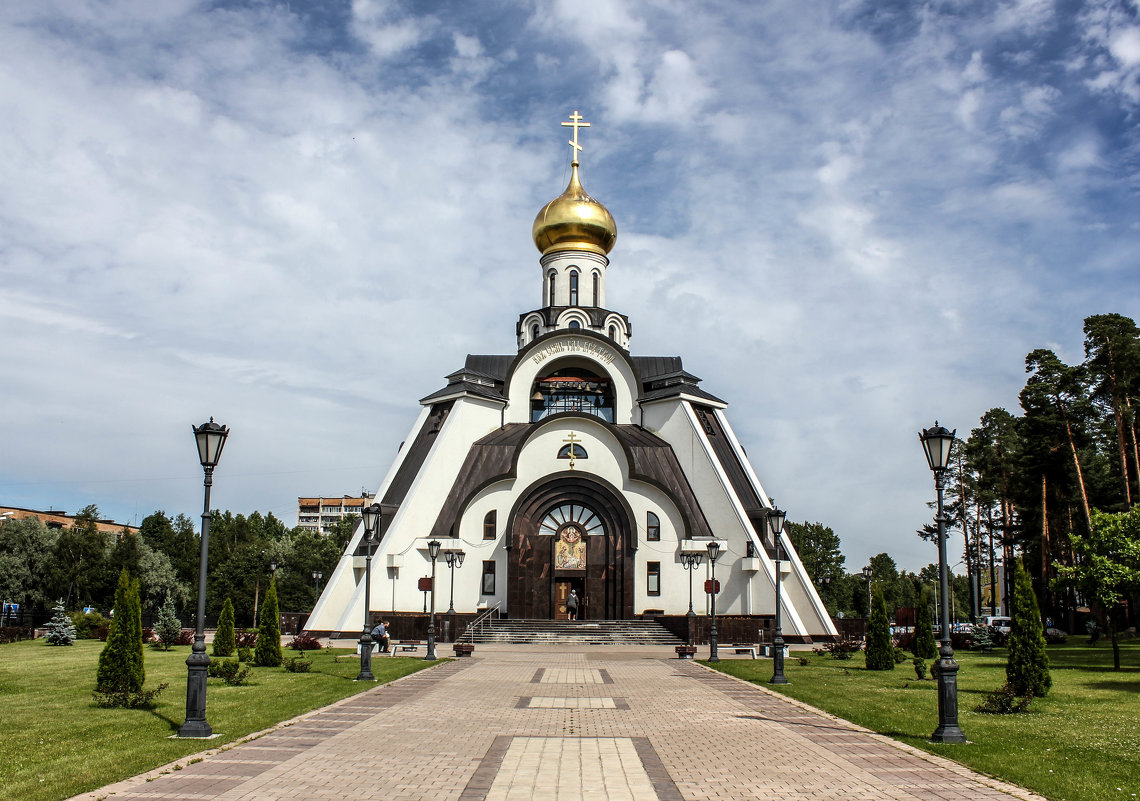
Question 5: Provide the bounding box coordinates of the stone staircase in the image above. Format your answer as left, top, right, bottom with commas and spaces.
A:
467, 618, 683, 646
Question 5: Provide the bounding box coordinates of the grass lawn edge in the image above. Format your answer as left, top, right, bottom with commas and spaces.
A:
65, 656, 452, 801
693, 660, 1049, 801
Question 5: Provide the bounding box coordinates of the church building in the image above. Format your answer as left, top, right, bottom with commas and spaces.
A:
306, 113, 836, 643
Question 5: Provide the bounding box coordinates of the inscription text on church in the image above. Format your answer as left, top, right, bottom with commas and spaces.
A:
531, 337, 617, 366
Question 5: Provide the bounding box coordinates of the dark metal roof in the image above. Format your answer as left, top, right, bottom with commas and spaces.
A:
463, 355, 513, 382
688, 401, 770, 544
419, 381, 505, 405
632, 356, 684, 382
639, 383, 726, 405
379, 401, 454, 509
428, 422, 714, 541
516, 306, 632, 334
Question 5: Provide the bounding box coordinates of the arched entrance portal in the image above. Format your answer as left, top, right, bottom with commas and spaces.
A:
506, 473, 635, 620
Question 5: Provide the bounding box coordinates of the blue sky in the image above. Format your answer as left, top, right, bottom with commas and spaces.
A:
1, 0, 1138, 572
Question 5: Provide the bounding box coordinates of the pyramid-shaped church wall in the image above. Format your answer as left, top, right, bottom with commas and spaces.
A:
306, 113, 837, 642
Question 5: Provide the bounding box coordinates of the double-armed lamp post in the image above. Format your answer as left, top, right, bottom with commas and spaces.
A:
920, 422, 967, 744
444, 549, 465, 615
767, 504, 788, 685
178, 418, 229, 738
680, 551, 703, 644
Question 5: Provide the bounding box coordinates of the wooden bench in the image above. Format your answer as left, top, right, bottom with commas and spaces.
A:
732, 644, 758, 659
675, 645, 697, 659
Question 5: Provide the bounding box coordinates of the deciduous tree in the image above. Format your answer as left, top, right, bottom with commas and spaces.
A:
1055, 506, 1140, 670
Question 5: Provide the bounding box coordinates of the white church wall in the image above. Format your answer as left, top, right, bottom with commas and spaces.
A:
306, 404, 433, 633
714, 409, 838, 638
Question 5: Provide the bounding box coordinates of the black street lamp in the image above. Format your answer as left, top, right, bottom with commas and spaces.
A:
357, 503, 382, 681
706, 540, 721, 663
425, 540, 441, 660
444, 549, 465, 615
178, 417, 228, 738
767, 504, 788, 685
680, 551, 704, 641
312, 571, 323, 595
862, 564, 873, 618
921, 421, 967, 744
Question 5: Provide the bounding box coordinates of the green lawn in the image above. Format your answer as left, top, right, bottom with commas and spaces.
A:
0, 640, 441, 801
708, 641, 1140, 801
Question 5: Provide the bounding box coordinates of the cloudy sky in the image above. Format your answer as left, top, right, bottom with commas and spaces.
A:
2, 0, 1138, 572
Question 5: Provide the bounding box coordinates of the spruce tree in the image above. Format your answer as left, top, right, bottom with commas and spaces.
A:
97, 570, 144, 693
1007, 561, 1051, 697
155, 595, 181, 650
213, 597, 236, 657
865, 584, 895, 670
912, 592, 937, 659
253, 576, 282, 667
45, 600, 77, 646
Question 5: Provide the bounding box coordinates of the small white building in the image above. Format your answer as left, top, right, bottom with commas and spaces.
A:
307, 115, 836, 642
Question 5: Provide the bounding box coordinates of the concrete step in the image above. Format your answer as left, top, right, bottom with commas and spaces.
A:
466, 618, 683, 646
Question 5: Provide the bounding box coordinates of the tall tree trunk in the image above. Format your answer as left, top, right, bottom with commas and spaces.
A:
1059, 405, 1094, 535
1127, 394, 1140, 503
1111, 392, 1132, 506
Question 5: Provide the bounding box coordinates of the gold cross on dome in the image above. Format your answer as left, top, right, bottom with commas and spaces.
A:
561, 110, 591, 165
563, 431, 581, 470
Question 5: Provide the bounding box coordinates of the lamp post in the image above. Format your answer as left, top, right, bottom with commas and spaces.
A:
680, 551, 703, 645
425, 540, 441, 660
356, 503, 383, 682
767, 504, 788, 685
178, 417, 228, 738
862, 564, 873, 618
707, 540, 721, 663
921, 421, 967, 744
444, 549, 465, 615
312, 571, 323, 595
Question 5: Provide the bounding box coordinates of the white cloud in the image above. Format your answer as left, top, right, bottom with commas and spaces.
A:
351, 0, 432, 58
0, 0, 1135, 575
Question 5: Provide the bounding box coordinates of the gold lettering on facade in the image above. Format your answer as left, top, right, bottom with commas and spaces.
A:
531, 336, 618, 366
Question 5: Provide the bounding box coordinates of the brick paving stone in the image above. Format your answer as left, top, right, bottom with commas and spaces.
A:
70, 644, 1050, 801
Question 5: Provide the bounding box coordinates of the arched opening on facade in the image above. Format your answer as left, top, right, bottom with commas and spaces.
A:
507, 474, 634, 620
529, 364, 615, 422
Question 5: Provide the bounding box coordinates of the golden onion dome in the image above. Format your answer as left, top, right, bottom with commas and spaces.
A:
532, 162, 617, 256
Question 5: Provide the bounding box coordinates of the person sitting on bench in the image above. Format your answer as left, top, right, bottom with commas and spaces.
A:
370, 621, 390, 653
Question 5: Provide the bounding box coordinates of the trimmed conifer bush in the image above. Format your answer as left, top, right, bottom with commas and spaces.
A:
45, 600, 77, 646
154, 595, 182, 651
253, 577, 283, 667
96, 570, 145, 697
864, 584, 895, 670
1007, 560, 1051, 697
912, 599, 937, 659
213, 597, 237, 657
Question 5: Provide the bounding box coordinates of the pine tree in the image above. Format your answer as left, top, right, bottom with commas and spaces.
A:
253, 577, 282, 667
97, 570, 144, 693
1007, 560, 1051, 697
912, 595, 937, 659
45, 600, 77, 646
213, 597, 236, 657
865, 585, 895, 670
155, 595, 181, 650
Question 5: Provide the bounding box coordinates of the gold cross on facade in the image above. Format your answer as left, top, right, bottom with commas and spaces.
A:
563, 431, 581, 470
561, 110, 590, 165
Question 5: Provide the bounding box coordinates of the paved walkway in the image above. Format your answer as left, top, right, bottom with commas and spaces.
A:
75, 645, 1047, 801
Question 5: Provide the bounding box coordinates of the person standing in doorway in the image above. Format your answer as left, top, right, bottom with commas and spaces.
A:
567, 590, 579, 621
